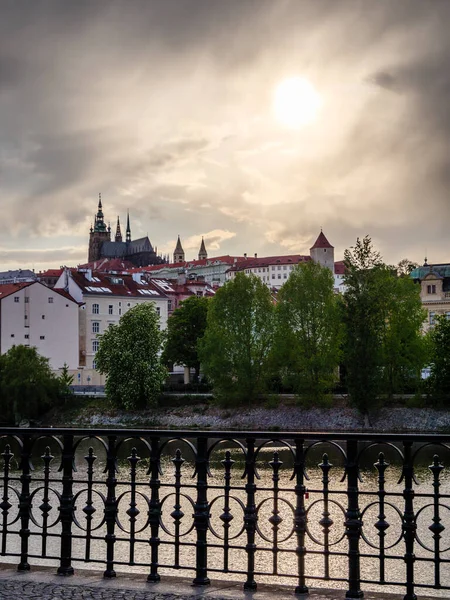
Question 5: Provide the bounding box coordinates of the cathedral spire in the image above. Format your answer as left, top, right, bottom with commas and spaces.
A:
126, 211, 131, 243
173, 235, 185, 263
198, 236, 207, 260
115, 216, 122, 242
93, 193, 107, 232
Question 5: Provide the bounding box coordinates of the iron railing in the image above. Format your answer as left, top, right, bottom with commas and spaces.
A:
0, 428, 449, 599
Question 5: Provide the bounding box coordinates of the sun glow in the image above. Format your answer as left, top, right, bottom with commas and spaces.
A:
273, 77, 322, 128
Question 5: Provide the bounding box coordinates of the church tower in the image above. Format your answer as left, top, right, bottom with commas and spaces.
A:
88, 194, 111, 262
126, 211, 131, 243
173, 235, 185, 263
198, 237, 207, 260
115, 216, 122, 242
310, 230, 334, 273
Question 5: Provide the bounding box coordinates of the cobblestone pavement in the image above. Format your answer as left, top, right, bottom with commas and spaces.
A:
0, 567, 443, 600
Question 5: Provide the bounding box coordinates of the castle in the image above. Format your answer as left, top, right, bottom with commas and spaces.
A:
88, 195, 168, 267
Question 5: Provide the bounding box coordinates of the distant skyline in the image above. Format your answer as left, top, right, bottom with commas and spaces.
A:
1, 0, 450, 270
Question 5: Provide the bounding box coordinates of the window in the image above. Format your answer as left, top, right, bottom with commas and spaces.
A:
92, 360, 97, 370
127, 302, 131, 307
40, 335, 45, 340
427, 284, 436, 294
48, 297, 54, 303
272, 274, 275, 279
156, 307, 160, 315
118, 301, 122, 306
25, 297, 29, 303
168, 300, 172, 311
283, 266, 287, 270
119, 308, 122, 316
446, 312, 450, 320
14, 297, 19, 303
92, 340, 99, 352
277, 266, 281, 270
92, 303, 99, 314
10, 334, 14, 338
429, 312, 436, 326
278, 274, 281, 279
108, 305, 113, 315
92, 322, 100, 334
42, 315, 45, 319
283, 274, 287, 279
24, 334, 29, 339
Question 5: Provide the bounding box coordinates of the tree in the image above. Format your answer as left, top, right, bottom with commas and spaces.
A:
274, 261, 342, 401
427, 315, 450, 404
0, 345, 61, 424
342, 237, 386, 410
58, 363, 74, 398
381, 275, 427, 397
162, 295, 209, 382
396, 258, 419, 277
96, 303, 167, 409
198, 273, 275, 403
342, 236, 427, 409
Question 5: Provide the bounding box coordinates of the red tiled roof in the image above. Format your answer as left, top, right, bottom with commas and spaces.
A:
69, 270, 168, 299
334, 261, 346, 275
0, 282, 33, 299
231, 255, 310, 272
78, 258, 135, 271
311, 231, 333, 249
38, 269, 63, 278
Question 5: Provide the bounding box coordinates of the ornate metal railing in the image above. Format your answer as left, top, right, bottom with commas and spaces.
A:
0, 428, 449, 599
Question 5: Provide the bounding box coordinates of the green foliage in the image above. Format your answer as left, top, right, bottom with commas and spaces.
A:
162, 295, 208, 381
342, 237, 427, 410
96, 303, 167, 409
198, 273, 275, 404
380, 276, 427, 397
0, 345, 61, 423
274, 261, 342, 401
58, 363, 74, 398
427, 315, 450, 404
396, 258, 419, 277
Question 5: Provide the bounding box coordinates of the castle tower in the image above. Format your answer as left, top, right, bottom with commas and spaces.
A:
198, 237, 207, 260
126, 211, 131, 243
115, 216, 122, 243
310, 230, 334, 272
173, 235, 185, 263
88, 193, 111, 262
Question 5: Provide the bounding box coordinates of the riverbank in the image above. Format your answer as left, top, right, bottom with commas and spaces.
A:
44, 396, 450, 433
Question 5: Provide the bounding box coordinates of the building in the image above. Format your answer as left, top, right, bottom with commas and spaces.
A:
150, 277, 215, 315
37, 268, 63, 288
136, 255, 246, 287
226, 231, 345, 291
55, 268, 169, 381
88, 194, 167, 267
0, 269, 36, 285
0, 281, 79, 370
410, 261, 450, 331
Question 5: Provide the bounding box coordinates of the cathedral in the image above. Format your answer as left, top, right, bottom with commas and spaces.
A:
88, 195, 168, 267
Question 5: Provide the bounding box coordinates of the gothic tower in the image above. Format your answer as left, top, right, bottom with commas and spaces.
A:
115, 216, 122, 242
88, 194, 111, 262
126, 211, 131, 243
173, 235, 185, 263
198, 237, 207, 260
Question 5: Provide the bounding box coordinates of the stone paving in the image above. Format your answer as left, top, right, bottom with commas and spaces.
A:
0, 566, 444, 600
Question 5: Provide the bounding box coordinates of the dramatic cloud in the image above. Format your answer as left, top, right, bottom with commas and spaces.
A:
1, 0, 450, 269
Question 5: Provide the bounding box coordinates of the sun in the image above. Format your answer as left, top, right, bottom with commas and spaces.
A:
273, 77, 322, 128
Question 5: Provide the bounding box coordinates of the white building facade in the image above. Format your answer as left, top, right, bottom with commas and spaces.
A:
0, 281, 79, 370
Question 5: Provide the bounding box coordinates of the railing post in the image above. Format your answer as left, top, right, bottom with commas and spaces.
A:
429, 454, 444, 589
148, 436, 161, 582
193, 436, 210, 586
103, 434, 117, 578
57, 433, 75, 575
1, 444, 14, 557
402, 441, 417, 600
294, 438, 308, 595
18, 434, 31, 572
345, 438, 363, 598
244, 437, 257, 591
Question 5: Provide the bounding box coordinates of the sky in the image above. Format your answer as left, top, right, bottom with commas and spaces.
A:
1, 0, 450, 271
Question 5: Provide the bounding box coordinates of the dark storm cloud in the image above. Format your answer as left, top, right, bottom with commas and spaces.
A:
1, 0, 450, 266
